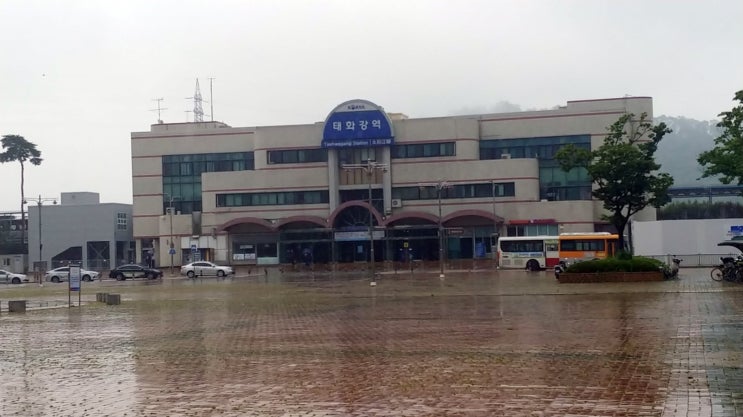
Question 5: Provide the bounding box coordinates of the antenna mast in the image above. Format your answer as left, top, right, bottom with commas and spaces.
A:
208, 77, 215, 122
186, 79, 206, 122
193, 79, 204, 122
150, 98, 166, 124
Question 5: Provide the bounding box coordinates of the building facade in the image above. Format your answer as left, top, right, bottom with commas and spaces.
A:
26, 192, 135, 271
131, 97, 656, 267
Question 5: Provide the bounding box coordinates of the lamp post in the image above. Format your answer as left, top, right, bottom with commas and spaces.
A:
492, 180, 498, 269
164, 193, 180, 276
435, 181, 450, 279
23, 195, 57, 285
341, 159, 388, 286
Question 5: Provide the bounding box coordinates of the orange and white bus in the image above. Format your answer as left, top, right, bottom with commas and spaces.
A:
558, 232, 619, 263
497, 236, 560, 271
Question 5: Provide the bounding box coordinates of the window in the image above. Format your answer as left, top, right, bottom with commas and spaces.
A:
392, 142, 455, 159
506, 224, 559, 236
162, 152, 254, 214
268, 148, 327, 164
480, 135, 591, 201
392, 181, 515, 201
216, 191, 330, 207
500, 239, 544, 253
560, 239, 605, 251
117, 213, 128, 230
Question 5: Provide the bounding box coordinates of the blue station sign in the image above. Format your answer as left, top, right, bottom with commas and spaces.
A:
322, 99, 395, 148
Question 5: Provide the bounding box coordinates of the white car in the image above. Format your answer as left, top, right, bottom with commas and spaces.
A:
0, 269, 29, 285
180, 261, 234, 278
44, 266, 100, 283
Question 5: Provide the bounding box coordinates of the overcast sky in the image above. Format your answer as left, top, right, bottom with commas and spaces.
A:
1, 0, 742, 212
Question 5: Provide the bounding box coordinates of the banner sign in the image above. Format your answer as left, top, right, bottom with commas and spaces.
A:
322, 99, 394, 148
69, 265, 81, 292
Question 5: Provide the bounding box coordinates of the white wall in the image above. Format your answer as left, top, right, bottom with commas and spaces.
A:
632, 219, 743, 255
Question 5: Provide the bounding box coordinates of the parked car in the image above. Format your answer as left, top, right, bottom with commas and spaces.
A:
44, 266, 100, 283
0, 269, 29, 284
180, 261, 234, 278
108, 264, 163, 280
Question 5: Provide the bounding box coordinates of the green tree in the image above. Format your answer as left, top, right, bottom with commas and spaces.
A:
698, 90, 743, 184
555, 113, 673, 252
0, 135, 43, 252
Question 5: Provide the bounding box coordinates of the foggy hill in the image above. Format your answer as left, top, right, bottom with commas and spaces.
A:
655, 116, 722, 187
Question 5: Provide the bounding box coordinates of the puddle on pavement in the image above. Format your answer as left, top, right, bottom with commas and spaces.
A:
1, 273, 741, 416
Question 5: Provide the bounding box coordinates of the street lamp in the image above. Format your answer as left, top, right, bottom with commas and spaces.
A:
164, 193, 180, 276
434, 181, 450, 279
341, 159, 388, 286
491, 180, 499, 269
23, 195, 57, 285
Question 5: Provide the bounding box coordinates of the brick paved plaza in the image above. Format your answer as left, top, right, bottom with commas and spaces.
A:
1, 268, 742, 417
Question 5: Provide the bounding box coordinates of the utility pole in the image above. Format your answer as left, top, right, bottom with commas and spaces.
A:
23, 195, 57, 285
164, 193, 180, 276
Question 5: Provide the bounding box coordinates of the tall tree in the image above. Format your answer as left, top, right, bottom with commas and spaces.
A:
697, 90, 743, 184
555, 113, 673, 252
0, 135, 43, 253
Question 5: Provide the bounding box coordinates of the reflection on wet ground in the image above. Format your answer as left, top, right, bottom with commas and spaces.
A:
1, 269, 742, 416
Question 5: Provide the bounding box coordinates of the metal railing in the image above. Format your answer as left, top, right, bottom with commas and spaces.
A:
641, 253, 742, 267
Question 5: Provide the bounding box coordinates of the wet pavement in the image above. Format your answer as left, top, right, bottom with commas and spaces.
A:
1, 268, 742, 416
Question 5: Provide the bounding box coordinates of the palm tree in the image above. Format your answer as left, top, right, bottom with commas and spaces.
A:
0, 135, 43, 255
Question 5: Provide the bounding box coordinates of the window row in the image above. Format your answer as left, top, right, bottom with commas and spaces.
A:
391, 142, 455, 159
506, 224, 559, 237
116, 213, 128, 230
392, 182, 515, 201
163, 152, 255, 163
560, 239, 606, 251
499, 240, 545, 253
217, 191, 330, 207
162, 152, 254, 177
479, 135, 590, 161
268, 149, 327, 164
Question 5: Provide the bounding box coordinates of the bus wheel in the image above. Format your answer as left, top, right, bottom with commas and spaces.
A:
526, 260, 540, 271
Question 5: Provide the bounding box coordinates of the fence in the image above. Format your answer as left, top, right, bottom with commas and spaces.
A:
642, 253, 741, 267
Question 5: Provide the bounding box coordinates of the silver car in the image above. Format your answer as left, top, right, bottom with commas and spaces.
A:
0, 269, 29, 284
44, 266, 100, 283
180, 261, 234, 278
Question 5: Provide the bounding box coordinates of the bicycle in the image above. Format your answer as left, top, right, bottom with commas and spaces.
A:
710, 256, 743, 282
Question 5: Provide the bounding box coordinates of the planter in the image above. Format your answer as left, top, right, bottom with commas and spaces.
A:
557, 271, 664, 283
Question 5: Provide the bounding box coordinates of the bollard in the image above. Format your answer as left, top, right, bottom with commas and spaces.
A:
9, 300, 27, 313
106, 294, 121, 305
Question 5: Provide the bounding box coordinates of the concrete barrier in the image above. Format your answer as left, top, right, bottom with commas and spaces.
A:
9, 300, 27, 313
106, 294, 121, 305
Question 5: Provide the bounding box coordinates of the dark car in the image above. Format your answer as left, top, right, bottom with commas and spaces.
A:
109, 264, 163, 280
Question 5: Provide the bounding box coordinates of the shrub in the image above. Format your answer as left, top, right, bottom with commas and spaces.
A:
616, 250, 633, 261
565, 256, 662, 273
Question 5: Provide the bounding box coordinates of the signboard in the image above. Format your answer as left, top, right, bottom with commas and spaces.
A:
334, 230, 385, 241
727, 225, 743, 237
322, 99, 395, 148
169, 248, 176, 255
69, 265, 81, 292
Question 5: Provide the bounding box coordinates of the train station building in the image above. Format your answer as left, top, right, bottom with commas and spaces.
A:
130, 96, 657, 267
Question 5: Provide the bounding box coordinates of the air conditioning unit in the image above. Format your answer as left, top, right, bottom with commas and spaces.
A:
501, 153, 512, 159
391, 199, 403, 208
